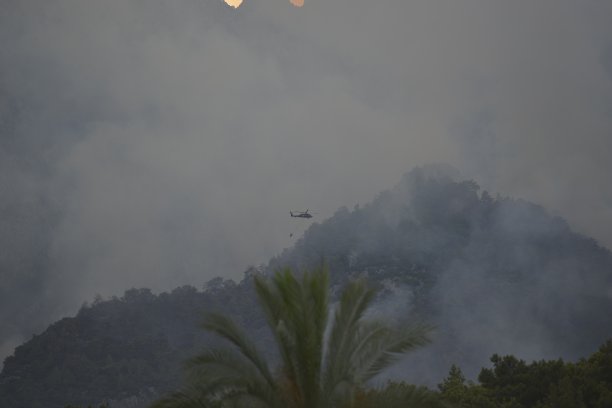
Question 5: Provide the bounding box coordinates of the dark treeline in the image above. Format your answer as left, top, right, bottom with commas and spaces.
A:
435, 339, 612, 407
59, 339, 612, 408
356, 338, 612, 408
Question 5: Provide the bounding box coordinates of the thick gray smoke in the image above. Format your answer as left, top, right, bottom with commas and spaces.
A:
1, 0, 612, 362
338, 166, 612, 386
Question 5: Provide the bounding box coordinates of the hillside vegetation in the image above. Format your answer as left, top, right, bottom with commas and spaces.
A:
1, 166, 611, 407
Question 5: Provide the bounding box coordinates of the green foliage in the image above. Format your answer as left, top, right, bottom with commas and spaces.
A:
153, 266, 431, 408
438, 340, 612, 408
478, 354, 566, 407
438, 365, 496, 408
539, 340, 612, 408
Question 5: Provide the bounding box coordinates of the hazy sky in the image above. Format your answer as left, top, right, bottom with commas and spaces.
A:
1, 0, 612, 357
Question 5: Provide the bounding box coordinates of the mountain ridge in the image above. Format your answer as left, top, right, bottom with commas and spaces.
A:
2, 166, 611, 407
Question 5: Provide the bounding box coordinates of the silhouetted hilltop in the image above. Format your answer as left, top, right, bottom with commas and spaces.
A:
0, 277, 269, 408
2, 166, 611, 407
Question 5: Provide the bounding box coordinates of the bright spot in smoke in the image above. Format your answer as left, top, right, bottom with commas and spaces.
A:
224, 0, 243, 8
290, 0, 304, 7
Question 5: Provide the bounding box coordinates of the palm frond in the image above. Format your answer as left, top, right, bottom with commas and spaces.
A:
291, 267, 329, 407
186, 348, 260, 381
256, 267, 331, 408
201, 313, 276, 389
322, 279, 377, 394
155, 266, 432, 408
185, 347, 281, 407
355, 324, 432, 383
253, 270, 301, 403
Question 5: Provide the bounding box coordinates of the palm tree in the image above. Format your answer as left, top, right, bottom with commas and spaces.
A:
152, 266, 431, 408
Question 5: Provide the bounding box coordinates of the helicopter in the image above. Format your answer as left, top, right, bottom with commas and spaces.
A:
290, 209, 313, 219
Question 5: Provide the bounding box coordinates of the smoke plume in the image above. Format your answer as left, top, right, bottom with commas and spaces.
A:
1, 0, 612, 363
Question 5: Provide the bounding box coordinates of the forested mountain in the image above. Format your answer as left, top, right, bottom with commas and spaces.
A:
271, 166, 612, 383
1, 166, 611, 407
0, 278, 267, 408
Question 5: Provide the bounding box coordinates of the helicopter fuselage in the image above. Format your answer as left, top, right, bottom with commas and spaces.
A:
290, 211, 313, 219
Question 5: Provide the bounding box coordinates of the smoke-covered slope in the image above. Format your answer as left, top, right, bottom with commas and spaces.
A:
1, 166, 611, 407
271, 165, 612, 382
